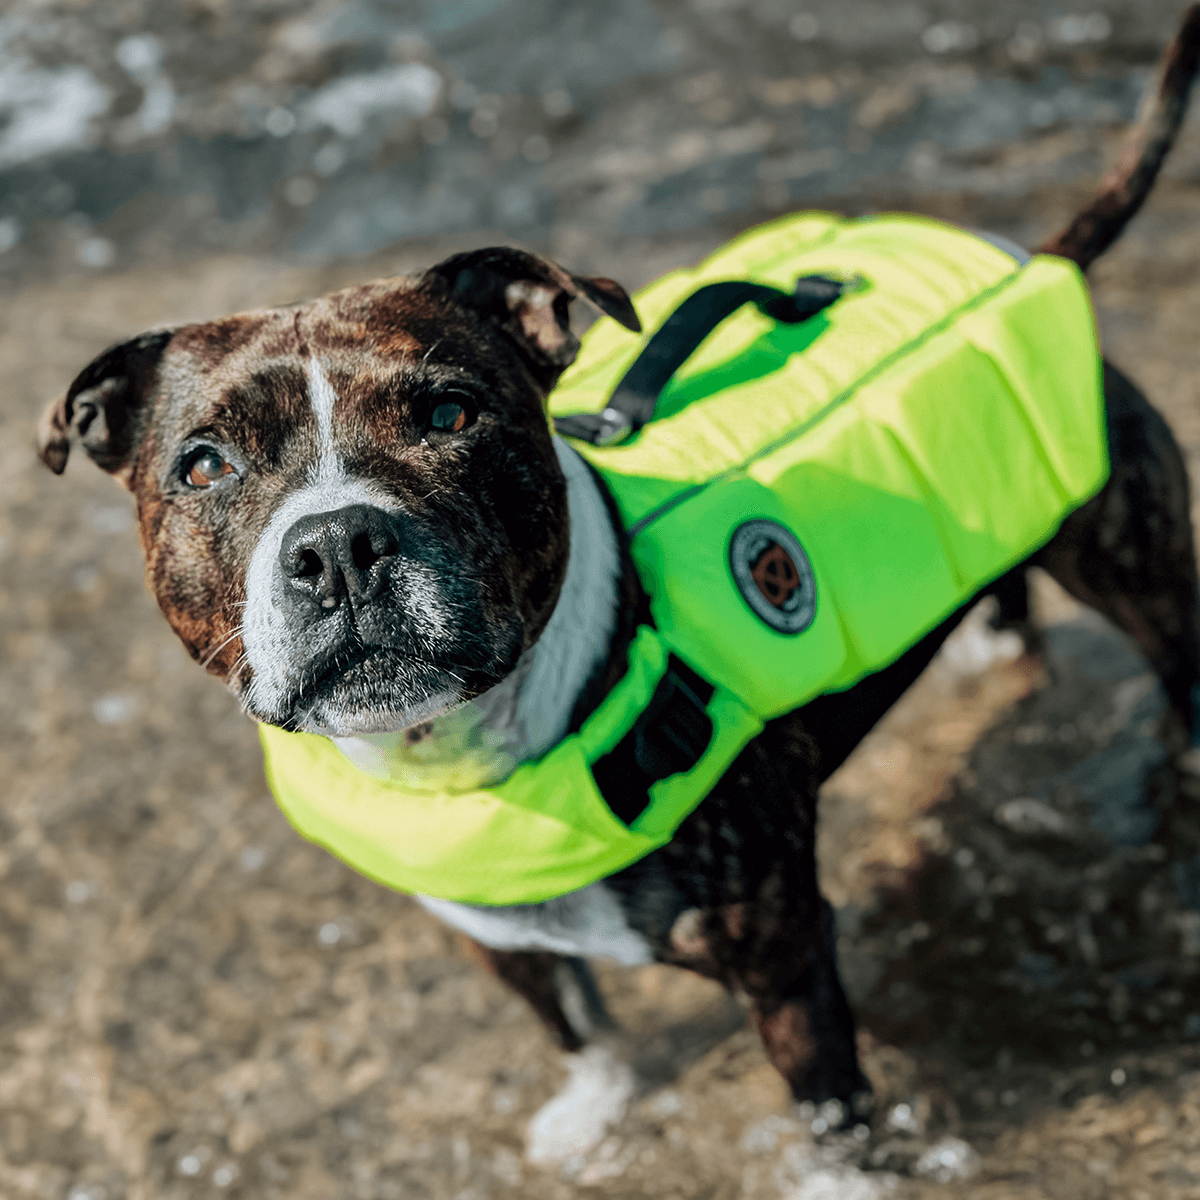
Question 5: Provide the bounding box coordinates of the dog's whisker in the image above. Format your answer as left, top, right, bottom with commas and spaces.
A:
223, 651, 250, 686
198, 626, 245, 670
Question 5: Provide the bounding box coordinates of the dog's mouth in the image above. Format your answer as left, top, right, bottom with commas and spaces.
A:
266, 638, 516, 737
278, 647, 466, 735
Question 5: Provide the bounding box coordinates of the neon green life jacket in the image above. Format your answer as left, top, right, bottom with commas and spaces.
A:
260, 211, 1108, 906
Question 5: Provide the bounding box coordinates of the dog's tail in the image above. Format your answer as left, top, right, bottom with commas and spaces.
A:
1038, 4, 1200, 270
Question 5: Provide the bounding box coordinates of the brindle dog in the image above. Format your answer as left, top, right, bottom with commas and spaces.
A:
36, 7, 1200, 1121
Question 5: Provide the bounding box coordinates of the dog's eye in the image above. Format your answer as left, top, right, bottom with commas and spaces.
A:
430, 399, 470, 433
185, 449, 234, 488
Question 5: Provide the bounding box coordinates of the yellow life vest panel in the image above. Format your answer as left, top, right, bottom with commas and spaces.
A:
260, 211, 1108, 906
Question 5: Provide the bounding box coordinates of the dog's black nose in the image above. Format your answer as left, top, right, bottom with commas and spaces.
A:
279, 504, 399, 611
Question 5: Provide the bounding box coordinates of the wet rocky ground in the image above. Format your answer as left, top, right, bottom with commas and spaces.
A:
4, 1, 1200, 1198
1, 0, 1196, 276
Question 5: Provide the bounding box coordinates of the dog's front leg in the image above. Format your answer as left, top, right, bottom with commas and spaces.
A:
672, 895, 868, 1117
742, 901, 868, 1117
463, 943, 639, 1162
465, 942, 613, 1051
648, 721, 869, 1116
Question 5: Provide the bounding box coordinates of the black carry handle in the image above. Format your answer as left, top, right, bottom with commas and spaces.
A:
554, 274, 849, 446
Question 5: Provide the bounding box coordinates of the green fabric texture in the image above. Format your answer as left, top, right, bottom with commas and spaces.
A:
261, 211, 1108, 906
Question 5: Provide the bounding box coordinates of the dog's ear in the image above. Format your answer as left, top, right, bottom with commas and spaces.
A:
423, 247, 641, 390
37, 328, 175, 480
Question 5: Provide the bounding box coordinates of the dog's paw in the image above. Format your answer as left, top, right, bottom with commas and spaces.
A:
525, 1044, 636, 1164
941, 599, 1025, 676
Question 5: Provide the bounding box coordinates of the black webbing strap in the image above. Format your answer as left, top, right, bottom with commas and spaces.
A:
554, 274, 848, 446
591, 654, 716, 826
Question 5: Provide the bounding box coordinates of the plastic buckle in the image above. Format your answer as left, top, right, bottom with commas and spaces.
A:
592, 406, 634, 446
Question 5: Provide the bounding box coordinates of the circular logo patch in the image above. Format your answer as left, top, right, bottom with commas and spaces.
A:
729, 520, 816, 635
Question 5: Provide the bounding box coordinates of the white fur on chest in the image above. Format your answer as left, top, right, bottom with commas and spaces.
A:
414, 883, 653, 965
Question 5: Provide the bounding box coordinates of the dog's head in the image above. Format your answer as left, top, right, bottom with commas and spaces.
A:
38, 249, 639, 735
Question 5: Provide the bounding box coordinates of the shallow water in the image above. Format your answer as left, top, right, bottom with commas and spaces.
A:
0, 0, 1194, 272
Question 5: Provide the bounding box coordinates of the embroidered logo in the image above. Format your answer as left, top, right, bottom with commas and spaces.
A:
729, 520, 816, 635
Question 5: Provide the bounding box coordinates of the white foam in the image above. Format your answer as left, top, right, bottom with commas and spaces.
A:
306, 63, 441, 137
785, 1168, 889, 1200
0, 31, 110, 165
